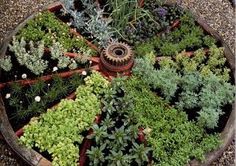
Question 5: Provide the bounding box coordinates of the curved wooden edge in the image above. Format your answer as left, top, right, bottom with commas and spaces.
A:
0, 1, 235, 166
153, 2, 235, 165
189, 102, 235, 166
0, 98, 51, 166
179, 3, 236, 166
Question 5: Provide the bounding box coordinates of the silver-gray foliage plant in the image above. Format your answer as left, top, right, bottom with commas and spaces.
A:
60, 0, 114, 47
9, 37, 48, 75
0, 56, 12, 72
50, 41, 91, 70
50, 41, 78, 70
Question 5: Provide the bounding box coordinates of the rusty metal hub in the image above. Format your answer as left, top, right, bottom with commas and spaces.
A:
100, 42, 134, 72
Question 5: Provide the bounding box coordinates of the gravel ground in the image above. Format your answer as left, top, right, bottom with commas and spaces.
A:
0, 0, 55, 44
0, 0, 235, 165
180, 0, 235, 54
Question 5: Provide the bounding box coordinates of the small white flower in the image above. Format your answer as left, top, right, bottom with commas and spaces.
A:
143, 127, 152, 135
67, 22, 72, 26
53, 66, 58, 72
20, 101, 23, 104
14, 75, 17, 78
82, 71, 87, 76
5, 93, 11, 99
89, 61, 92, 64
48, 83, 50, 86
22, 74, 27, 79
35, 96, 41, 102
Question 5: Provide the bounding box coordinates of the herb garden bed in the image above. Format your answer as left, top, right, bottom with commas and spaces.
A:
0, 0, 235, 166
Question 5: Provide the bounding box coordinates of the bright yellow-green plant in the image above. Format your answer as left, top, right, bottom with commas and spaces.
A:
20, 71, 110, 166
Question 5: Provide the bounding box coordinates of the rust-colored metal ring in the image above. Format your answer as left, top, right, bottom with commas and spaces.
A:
100, 42, 134, 72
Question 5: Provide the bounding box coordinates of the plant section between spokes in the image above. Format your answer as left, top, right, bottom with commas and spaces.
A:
0, 0, 235, 166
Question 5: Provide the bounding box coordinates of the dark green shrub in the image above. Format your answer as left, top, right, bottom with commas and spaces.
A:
86, 77, 149, 166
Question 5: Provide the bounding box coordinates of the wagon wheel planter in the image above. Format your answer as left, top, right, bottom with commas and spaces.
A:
0, 0, 235, 166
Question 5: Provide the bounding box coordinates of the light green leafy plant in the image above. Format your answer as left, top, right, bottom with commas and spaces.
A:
17, 11, 97, 54
86, 144, 106, 166
106, 150, 132, 166
130, 142, 151, 166
83, 71, 110, 96
20, 72, 110, 166
160, 45, 231, 82
0, 56, 12, 71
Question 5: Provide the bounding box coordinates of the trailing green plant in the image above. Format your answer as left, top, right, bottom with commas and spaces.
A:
9, 37, 48, 75
20, 71, 109, 166
0, 56, 12, 72
17, 11, 96, 54
124, 77, 221, 165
